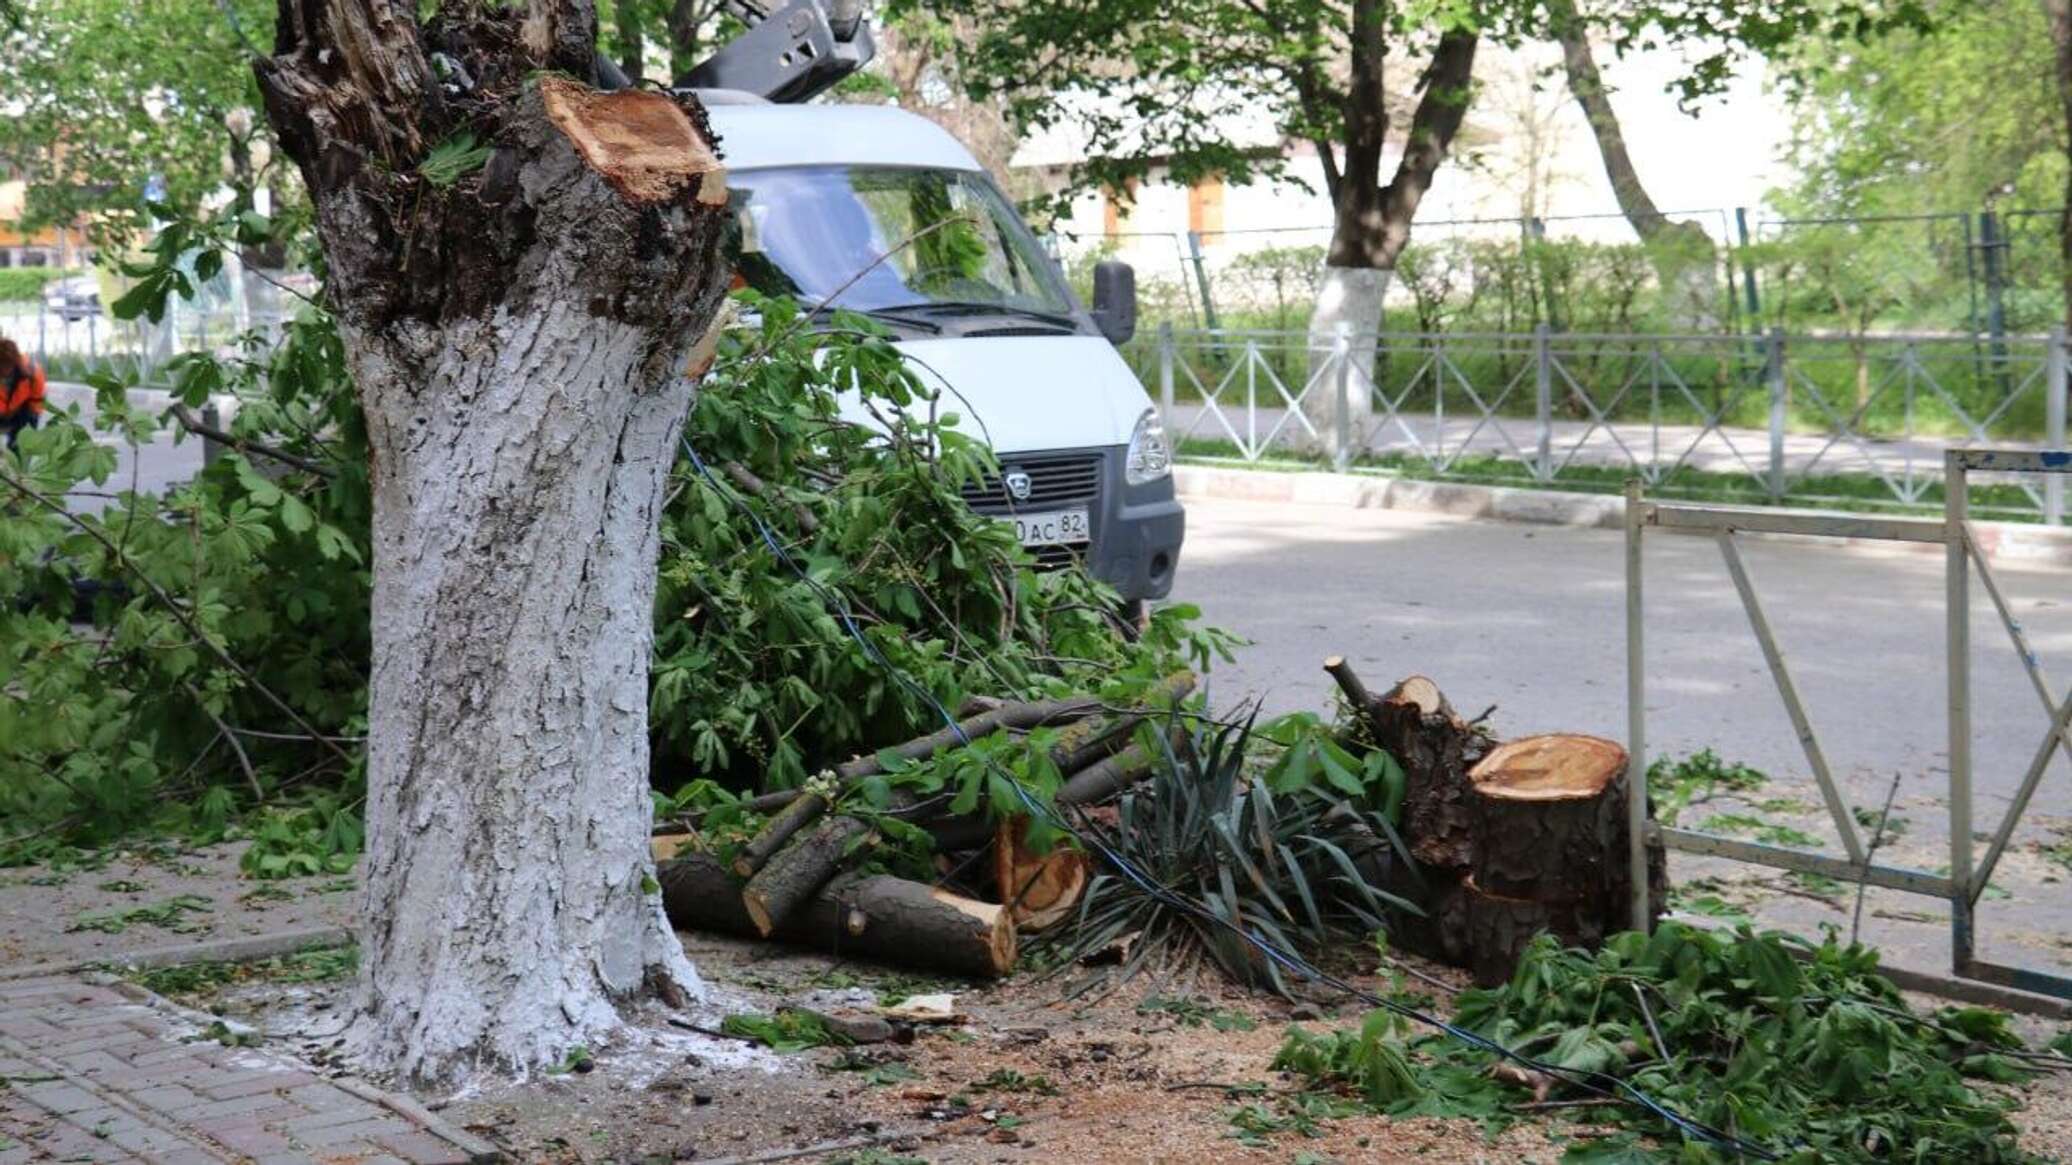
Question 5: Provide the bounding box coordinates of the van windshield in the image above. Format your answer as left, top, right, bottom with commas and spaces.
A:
727, 165, 1074, 317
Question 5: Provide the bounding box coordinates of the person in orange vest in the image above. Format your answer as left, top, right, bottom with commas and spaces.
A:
0, 339, 47, 452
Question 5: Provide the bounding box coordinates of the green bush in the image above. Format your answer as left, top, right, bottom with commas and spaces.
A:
0, 203, 1228, 864
0, 266, 66, 303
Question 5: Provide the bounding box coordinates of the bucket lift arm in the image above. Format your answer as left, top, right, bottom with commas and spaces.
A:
677, 0, 874, 104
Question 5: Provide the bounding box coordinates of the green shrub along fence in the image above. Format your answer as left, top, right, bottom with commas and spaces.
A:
0, 266, 66, 303
1064, 205, 2069, 348
1138, 325, 2071, 522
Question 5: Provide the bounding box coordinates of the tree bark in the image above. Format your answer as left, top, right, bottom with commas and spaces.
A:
662, 853, 1018, 977
1549, 0, 1720, 328
1371, 674, 1486, 872
1468, 734, 1627, 900
734, 792, 829, 877
1460, 875, 1608, 986
256, 0, 732, 1082
1306, 25, 1479, 450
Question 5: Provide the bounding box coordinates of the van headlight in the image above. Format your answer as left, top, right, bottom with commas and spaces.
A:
1125, 408, 1172, 486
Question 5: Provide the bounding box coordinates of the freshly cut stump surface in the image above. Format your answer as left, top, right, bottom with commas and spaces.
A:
1469, 733, 1628, 902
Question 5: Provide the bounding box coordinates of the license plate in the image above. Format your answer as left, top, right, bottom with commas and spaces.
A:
1011, 507, 1091, 547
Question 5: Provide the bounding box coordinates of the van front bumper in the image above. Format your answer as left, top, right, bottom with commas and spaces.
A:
1088, 468, 1185, 602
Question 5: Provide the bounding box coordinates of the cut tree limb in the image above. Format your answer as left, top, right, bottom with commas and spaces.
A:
661, 853, 1016, 977
1057, 742, 1155, 805
741, 811, 877, 936
733, 793, 828, 877
992, 819, 1089, 932
1460, 874, 1609, 986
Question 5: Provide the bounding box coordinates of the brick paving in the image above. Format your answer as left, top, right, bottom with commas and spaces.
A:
0, 975, 489, 1164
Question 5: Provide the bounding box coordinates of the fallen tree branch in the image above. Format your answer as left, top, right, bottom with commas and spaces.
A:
183, 680, 263, 801
170, 404, 336, 478
0, 462, 355, 768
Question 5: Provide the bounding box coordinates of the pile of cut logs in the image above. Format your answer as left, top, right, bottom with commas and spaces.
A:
655, 671, 1197, 979
1323, 657, 1665, 984
652, 658, 1662, 986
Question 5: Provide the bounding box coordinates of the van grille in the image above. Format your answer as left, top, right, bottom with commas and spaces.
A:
959, 451, 1103, 515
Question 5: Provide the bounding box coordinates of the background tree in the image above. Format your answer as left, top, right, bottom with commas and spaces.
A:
0, 0, 275, 249
253, 0, 733, 1081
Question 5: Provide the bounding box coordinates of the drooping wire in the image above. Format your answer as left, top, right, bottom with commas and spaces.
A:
677, 434, 1777, 1161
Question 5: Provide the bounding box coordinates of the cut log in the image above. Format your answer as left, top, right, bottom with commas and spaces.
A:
993, 818, 1090, 932
1460, 874, 1609, 986
1057, 743, 1155, 805
661, 853, 1016, 977
737, 694, 1103, 815
1468, 734, 1626, 901
741, 812, 874, 936
733, 793, 828, 878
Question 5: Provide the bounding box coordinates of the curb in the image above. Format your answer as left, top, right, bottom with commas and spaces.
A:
1174, 463, 2072, 566
0, 924, 354, 982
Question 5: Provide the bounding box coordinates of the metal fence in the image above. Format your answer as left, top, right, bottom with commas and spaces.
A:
1624, 450, 2072, 1001
1142, 324, 2072, 522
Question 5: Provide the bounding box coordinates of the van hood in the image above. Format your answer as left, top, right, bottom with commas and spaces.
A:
869, 335, 1151, 454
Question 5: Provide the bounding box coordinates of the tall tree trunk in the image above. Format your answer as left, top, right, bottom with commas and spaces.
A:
1550, 0, 1719, 329
257, 0, 733, 1083
1305, 21, 1478, 454
2047, 0, 2072, 334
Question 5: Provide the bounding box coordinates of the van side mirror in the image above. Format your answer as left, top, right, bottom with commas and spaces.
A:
1090, 260, 1137, 346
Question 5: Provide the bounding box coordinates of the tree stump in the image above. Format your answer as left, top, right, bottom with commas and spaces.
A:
1468, 734, 1627, 900
1372, 675, 1486, 872
1460, 875, 1608, 986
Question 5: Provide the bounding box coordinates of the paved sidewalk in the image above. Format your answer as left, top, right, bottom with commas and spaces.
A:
0, 975, 487, 1164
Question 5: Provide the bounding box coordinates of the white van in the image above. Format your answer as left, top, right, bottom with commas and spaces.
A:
704, 99, 1185, 609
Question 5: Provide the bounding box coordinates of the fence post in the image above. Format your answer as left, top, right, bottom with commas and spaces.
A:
1332, 322, 1353, 472
1767, 327, 1787, 501
202, 402, 224, 468
1534, 322, 1553, 483
2049, 326, 2067, 526
1157, 321, 1175, 421
1185, 230, 1220, 332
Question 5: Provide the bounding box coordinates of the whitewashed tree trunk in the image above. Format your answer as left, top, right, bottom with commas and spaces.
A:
1303, 265, 1391, 459
347, 307, 705, 1080
257, 1, 733, 1082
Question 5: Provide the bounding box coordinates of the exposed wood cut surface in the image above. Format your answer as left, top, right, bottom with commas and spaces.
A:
540, 77, 726, 204
1469, 734, 1626, 802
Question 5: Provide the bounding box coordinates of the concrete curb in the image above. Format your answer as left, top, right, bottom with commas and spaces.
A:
1174, 462, 2072, 566
0, 924, 353, 982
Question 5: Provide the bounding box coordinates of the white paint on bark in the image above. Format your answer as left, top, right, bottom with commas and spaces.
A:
1304, 265, 1392, 459
345, 300, 703, 1082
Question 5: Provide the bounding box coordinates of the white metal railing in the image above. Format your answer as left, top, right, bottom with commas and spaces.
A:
1144, 324, 2072, 522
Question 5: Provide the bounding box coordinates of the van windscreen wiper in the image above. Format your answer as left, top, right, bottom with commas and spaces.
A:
884, 301, 1080, 331
805, 302, 944, 334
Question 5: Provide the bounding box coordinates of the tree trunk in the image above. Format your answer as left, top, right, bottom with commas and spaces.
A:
256, 0, 732, 1082
662, 853, 1018, 977
1550, 0, 1720, 329
1305, 23, 1479, 452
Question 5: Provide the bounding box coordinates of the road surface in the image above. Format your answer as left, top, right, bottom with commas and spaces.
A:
1172, 493, 2072, 984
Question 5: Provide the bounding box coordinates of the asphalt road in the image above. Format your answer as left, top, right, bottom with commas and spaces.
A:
1171, 494, 2072, 983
